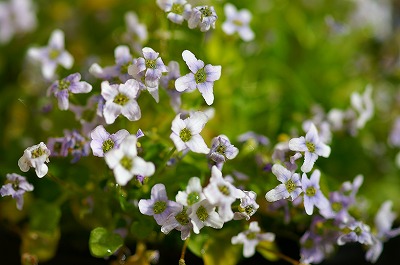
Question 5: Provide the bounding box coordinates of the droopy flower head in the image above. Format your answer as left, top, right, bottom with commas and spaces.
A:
138, 183, 181, 225
27, 29, 73, 80
18, 142, 50, 178
234, 190, 259, 221
265, 164, 302, 202
288, 122, 331, 173
104, 135, 155, 186
175, 50, 221, 105
0, 173, 34, 210
90, 125, 130, 157
208, 134, 239, 163
170, 111, 210, 154
222, 3, 255, 41
101, 79, 141, 124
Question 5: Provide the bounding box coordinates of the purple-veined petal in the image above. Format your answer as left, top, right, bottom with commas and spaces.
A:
121, 100, 141, 121
101, 81, 118, 101
271, 164, 291, 183
138, 199, 155, 216
151, 183, 168, 201
265, 184, 289, 202
197, 81, 214, 105
103, 102, 121, 124
204, 65, 221, 82
301, 152, 318, 173
175, 73, 196, 92
186, 111, 208, 134
315, 142, 331, 157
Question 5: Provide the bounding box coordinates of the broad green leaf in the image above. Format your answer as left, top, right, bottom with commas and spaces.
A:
89, 227, 123, 258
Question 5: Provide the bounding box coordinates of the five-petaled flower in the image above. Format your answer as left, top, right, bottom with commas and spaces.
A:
175, 50, 221, 105
18, 142, 51, 178
0, 173, 34, 210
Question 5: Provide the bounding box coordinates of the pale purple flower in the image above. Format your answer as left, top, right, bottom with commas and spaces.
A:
128, 47, 167, 102
160, 61, 182, 112
289, 122, 331, 173
0, 173, 34, 210
300, 231, 331, 264
271, 141, 300, 172
301, 170, 329, 215
203, 166, 245, 222
138, 183, 181, 225
234, 190, 259, 220
175, 176, 205, 206
208, 134, 239, 163
62, 130, 91, 163
237, 131, 269, 146
104, 135, 155, 186
101, 79, 141, 124
189, 199, 224, 234
231, 221, 275, 258
175, 50, 221, 105
161, 204, 193, 240
27, 29, 73, 80
337, 220, 373, 246
47, 73, 92, 110
188, 6, 218, 32
123, 11, 147, 52
157, 0, 192, 24
265, 164, 302, 202
222, 3, 254, 41
18, 142, 50, 178
46, 137, 68, 157
170, 111, 210, 154
90, 125, 129, 157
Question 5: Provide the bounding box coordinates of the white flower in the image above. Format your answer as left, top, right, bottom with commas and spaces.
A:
161, 205, 193, 240
157, 0, 192, 24
104, 135, 155, 186
18, 142, 51, 178
175, 176, 205, 206
234, 190, 259, 221
350, 84, 374, 130
90, 125, 129, 157
288, 123, 331, 173
265, 164, 302, 202
188, 6, 218, 32
101, 79, 141, 124
301, 170, 330, 215
189, 199, 224, 234
170, 111, 210, 154
203, 166, 245, 222
231, 221, 275, 258
222, 3, 254, 41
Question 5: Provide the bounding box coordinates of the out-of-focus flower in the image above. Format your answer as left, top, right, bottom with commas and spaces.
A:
160, 61, 182, 113
222, 3, 254, 41
0, 173, 34, 210
18, 142, 50, 178
350, 85, 374, 130
123, 11, 147, 52
157, 0, 192, 24
188, 5, 218, 32
27, 29, 73, 80
338, 220, 373, 246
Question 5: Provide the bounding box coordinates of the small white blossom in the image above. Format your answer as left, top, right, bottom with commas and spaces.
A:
188, 6, 218, 32
189, 199, 224, 234
265, 164, 302, 202
18, 142, 51, 178
350, 85, 374, 130
222, 3, 254, 41
157, 0, 192, 24
175, 176, 205, 206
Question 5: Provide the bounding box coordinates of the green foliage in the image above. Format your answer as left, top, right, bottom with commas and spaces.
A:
89, 227, 124, 258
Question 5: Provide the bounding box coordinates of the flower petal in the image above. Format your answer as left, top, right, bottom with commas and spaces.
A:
182, 50, 204, 73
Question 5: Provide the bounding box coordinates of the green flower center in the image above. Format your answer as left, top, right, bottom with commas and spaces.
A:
120, 62, 131, 74
354, 226, 362, 235
102, 139, 114, 153
246, 232, 257, 240
113, 93, 129, 105
285, 179, 296, 193
215, 144, 226, 154
171, 3, 183, 14
12, 179, 20, 190
196, 205, 208, 222
179, 128, 192, 142
306, 186, 316, 197
200, 7, 212, 17
306, 141, 315, 153
194, 68, 206, 84
153, 201, 167, 214
187, 192, 200, 206
332, 202, 342, 212
120, 156, 133, 170
175, 207, 189, 225
168, 79, 176, 90
233, 19, 243, 27
31, 147, 45, 158
218, 185, 230, 196
245, 205, 254, 215
49, 49, 60, 59
145, 59, 156, 69
59, 79, 70, 90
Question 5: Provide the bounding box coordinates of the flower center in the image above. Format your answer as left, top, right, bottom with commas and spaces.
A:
187, 192, 200, 206
215, 144, 226, 154
59, 79, 70, 90
145, 59, 156, 69
12, 179, 20, 190
49, 49, 60, 59
179, 128, 192, 142
120, 156, 133, 170
233, 19, 243, 27
102, 139, 114, 153
285, 179, 296, 193
113, 93, 129, 105
168, 79, 176, 90
244, 205, 255, 215
153, 201, 167, 214
175, 207, 189, 225
354, 226, 362, 236
218, 185, 230, 196
332, 202, 342, 212
31, 147, 45, 158
200, 7, 212, 17
246, 232, 257, 240
171, 3, 184, 14
306, 141, 315, 153
194, 68, 206, 84
306, 186, 316, 197
196, 205, 208, 222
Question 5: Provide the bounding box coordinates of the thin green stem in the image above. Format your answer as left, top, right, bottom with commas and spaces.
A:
179, 238, 189, 263
256, 245, 300, 265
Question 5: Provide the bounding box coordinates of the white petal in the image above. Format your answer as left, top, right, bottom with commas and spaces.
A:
186, 111, 208, 134
182, 50, 204, 73
18, 156, 30, 172
197, 81, 214, 105
265, 184, 289, 202
175, 73, 196, 92
271, 164, 291, 183
238, 27, 255, 41
114, 165, 133, 186
138, 199, 155, 215
131, 157, 155, 177
204, 65, 221, 82
186, 135, 210, 154
103, 102, 121, 124
35, 164, 48, 178
121, 100, 141, 121
288, 137, 307, 152
315, 142, 331, 157
120, 135, 138, 157
151, 183, 167, 201
58, 51, 74, 69
170, 132, 187, 152
105, 149, 123, 169
101, 81, 118, 101
301, 152, 318, 173
49, 29, 64, 50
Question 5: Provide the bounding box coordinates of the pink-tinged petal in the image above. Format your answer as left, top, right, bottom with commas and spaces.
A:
42, 61, 57, 80
175, 73, 196, 92
131, 157, 155, 177
120, 135, 138, 157
138, 199, 155, 215
186, 134, 210, 154
121, 100, 141, 121
104, 149, 124, 169
305, 123, 319, 143
182, 50, 204, 73
303, 196, 314, 215
204, 65, 221, 82
288, 137, 307, 152
49, 29, 64, 50
265, 184, 289, 202
315, 142, 331, 157
151, 183, 168, 201
170, 132, 187, 152
114, 165, 133, 186
271, 164, 291, 183
103, 102, 121, 124
197, 81, 214, 105
58, 51, 74, 69
35, 164, 48, 178
301, 152, 318, 173
101, 81, 118, 100
142, 47, 158, 60
186, 111, 208, 134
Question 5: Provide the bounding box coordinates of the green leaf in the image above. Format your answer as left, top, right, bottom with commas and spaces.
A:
202, 233, 241, 265
89, 227, 123, 258
187, 233, 209, 258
